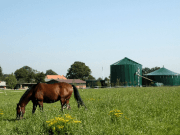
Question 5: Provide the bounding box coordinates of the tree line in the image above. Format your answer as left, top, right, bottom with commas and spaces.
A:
0, 61, 160, 89
0, 62, 97, 89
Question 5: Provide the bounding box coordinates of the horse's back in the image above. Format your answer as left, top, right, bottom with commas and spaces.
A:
33, 82, 73, 102
58, 82, 73, 96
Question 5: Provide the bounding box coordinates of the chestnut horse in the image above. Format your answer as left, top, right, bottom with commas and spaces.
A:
16, 82, 86, 119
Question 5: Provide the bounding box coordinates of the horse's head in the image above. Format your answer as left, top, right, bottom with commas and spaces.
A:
16, 103, 24, 120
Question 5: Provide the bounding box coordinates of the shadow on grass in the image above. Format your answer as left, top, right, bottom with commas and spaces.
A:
1, 117, 27, 122
1, 118, 17, 122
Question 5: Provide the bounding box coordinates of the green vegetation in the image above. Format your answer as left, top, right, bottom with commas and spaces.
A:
0, 86, 180, 134
14, 66, 45, 83
66, 61, 93, 81
5, 73, 17, 89
45, 69, 58, 75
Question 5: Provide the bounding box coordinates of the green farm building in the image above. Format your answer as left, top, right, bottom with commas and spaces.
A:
144, 66, 180, 86
110, 57, 142, 86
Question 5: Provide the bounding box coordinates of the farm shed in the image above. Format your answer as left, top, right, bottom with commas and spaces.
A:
86, 80, 106, 88
144, 66, 180, 86
15, 83, 36, 89
46, 79, 86, 89
110, 57, 142, 86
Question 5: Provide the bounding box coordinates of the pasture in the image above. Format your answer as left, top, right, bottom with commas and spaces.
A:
0, 86, 180, 135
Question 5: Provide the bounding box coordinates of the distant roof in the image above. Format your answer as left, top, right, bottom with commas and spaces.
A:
47, 79, 86, 84
46, 75, 67, 80
146, 67, 180, 76
111, 57, 142, 66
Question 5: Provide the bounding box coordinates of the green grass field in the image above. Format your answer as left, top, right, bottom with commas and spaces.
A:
0, 86, 180, 135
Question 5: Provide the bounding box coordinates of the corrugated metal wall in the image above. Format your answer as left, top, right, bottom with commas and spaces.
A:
147, 75, 180, 86
110, 58, 142, 86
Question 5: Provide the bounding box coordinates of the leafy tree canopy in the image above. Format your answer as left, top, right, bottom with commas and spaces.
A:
96, 80, 101, 87
14, 68, 28, 80
97, 77, 103, 80
66, 61, 91, 81
104, 77, 110, 81
0, 66, 3, 77
0, 66, 5, 81
14, 66, 37, 83
45, 69, 58, 75
87, 75, 96, 80
35, 72, 45, 83
142, 67, 160, 75
5, 73, 17, 89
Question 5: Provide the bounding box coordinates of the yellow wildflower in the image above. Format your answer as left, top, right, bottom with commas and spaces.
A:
65, 114, 74, 119
52, 127, 55, 131
0, 113, 3, 115
73, 120, 81, 123
57, 125, 64, 129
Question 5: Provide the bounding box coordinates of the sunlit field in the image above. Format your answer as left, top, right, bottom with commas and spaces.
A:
0, 86, 180, 135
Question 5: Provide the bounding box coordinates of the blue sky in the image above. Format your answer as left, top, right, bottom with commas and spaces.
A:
0, 0, 180, 79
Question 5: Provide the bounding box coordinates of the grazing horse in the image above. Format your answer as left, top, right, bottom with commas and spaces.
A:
16, 82, 86, 119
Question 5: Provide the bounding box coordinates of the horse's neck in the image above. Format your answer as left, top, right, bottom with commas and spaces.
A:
19, 88, 33, 107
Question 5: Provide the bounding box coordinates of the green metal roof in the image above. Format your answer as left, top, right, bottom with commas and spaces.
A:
111, 57, 142, 66
146, 67, 180, 76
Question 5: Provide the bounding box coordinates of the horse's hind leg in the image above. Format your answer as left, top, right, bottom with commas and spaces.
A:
66, 95, 72, 110
60, 98, 66, 112
38, 101, 43, 112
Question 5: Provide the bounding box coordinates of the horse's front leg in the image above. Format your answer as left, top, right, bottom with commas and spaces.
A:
32, 102, 37, 114
38, 101, 43, 112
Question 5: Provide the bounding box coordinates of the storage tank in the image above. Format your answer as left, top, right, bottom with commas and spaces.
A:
145, 66, 180, 86
110, 57, 142, 86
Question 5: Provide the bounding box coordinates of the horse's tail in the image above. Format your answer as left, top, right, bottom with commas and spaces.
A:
72, 85, 87, 109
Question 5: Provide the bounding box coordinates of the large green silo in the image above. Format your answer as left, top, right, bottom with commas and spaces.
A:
145, 67, 180, 86
110, 57, 142, 86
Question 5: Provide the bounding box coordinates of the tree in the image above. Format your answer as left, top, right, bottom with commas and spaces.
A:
66, 61, 91, 81
17, 78, 26, 85
97, 77, 103, 81
87, 75, 96, 80
116, 78, 120, 86
14, 68, 28, 80
0, 66, 5, 81
5, 73, 17, 89
23, 66, 36, 83
142, 67, 160, 75
14, 66, 37, 83
104, 77, 109, 81
45, 69, 58, 75
150, 67, 160, 73
35, 72, 45, 83
0, 66, 3, 77
96, 80, 101, 87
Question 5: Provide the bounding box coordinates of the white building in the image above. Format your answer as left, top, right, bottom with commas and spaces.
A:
0, 81, 6, 89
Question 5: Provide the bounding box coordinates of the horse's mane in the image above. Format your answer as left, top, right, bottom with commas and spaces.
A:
18, 84, 37, 104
